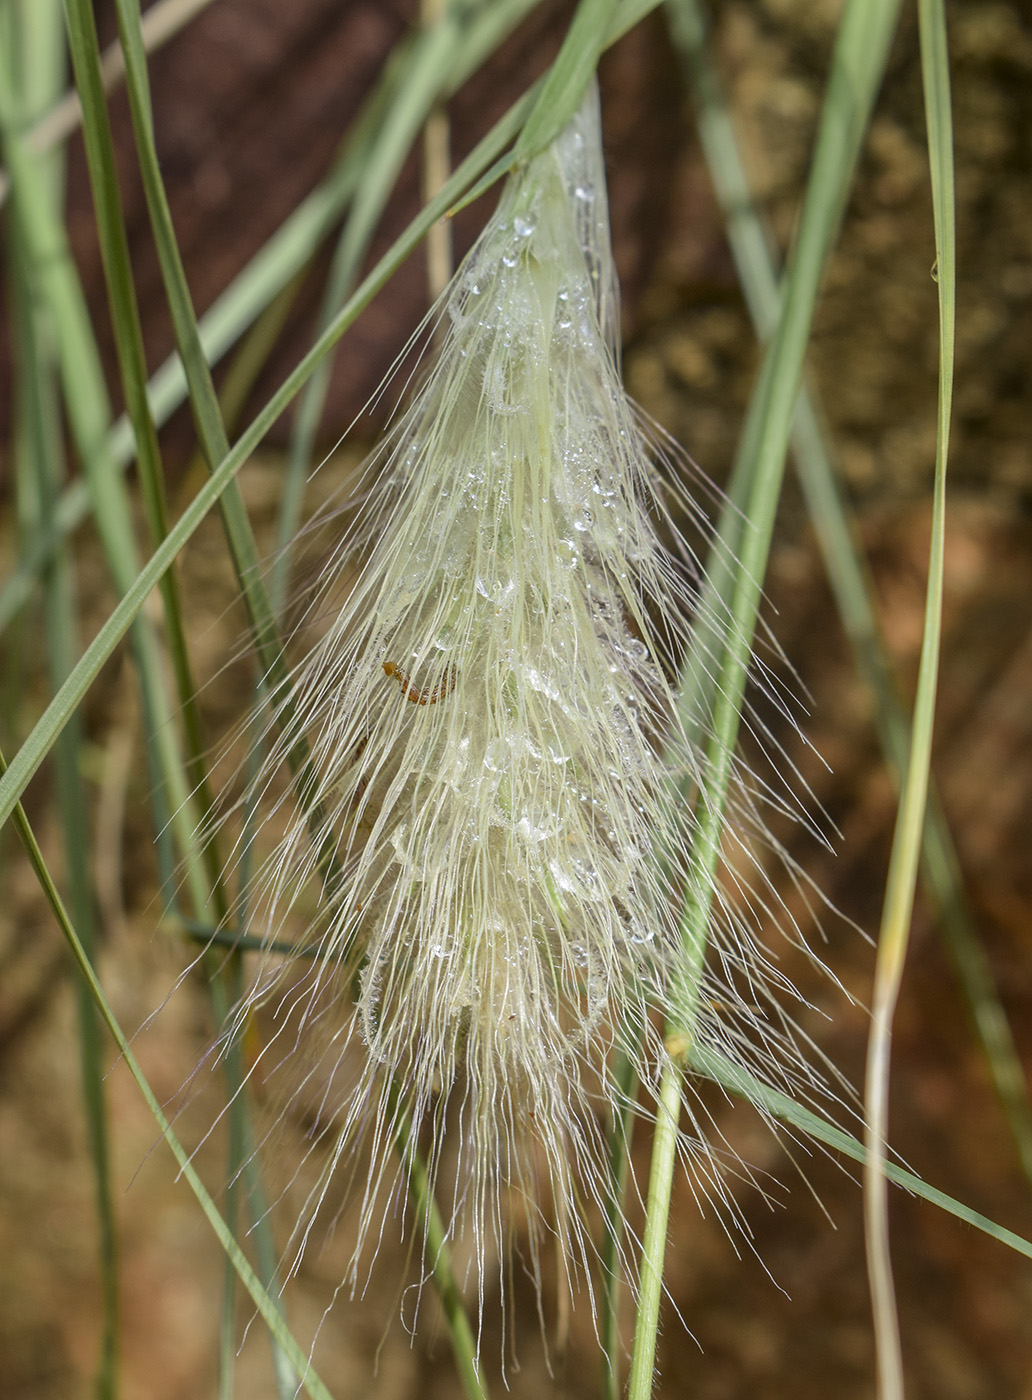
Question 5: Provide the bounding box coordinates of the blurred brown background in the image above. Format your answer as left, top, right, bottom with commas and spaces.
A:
2, 1, 1031, 1397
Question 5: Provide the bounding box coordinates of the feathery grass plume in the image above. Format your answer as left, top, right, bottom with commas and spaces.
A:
219, 79, 843, 1320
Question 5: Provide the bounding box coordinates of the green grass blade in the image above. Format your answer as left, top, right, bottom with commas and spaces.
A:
0, 32, 204, 905
61, 0, 226, 905
691, 1047, 1032, 1261
112, 0, 287, 695
666, 0, 1032, 1186
670, 0, 901, 1031
515, 0, 618, 159
633, 0, 902, 1386
0, 748, 337, 1400
0, 131, 138, 617
669, 0, 898, 753
37, 399, 121, 1400
0, 72, 139, 593
0, 21, 201, 911
5, 8, 120, 1389
864, 4, 955, 1394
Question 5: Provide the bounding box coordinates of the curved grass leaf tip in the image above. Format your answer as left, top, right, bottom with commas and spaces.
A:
217, 78, 841, 1330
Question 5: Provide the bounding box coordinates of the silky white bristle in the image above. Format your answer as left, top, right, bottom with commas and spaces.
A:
214, 80, 843, 1326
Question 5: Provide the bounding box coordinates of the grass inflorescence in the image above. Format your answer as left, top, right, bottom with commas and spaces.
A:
215, 83, 844, 1323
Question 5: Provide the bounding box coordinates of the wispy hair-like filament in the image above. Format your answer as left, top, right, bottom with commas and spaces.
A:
214, 80, 844, 1323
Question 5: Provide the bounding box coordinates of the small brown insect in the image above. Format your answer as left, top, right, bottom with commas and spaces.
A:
382, 661, 456, 705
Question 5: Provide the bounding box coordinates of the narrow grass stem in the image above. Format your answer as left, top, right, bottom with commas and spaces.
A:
630, 0, 902, 1387
864, 4, 955, 1396
112, 0, 287, 693
393, 1098, 490, 1400
627, 1061, 682, 1400
601, 1047, 638, 1400
421, 0, 454, 301
5, 19, 120, 1380
0, 19, 220, 919
515, 0, 617, 159
62, 0, 227, 909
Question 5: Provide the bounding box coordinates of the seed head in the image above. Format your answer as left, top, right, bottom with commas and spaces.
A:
220, 81, 840, 1323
